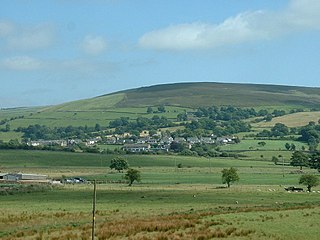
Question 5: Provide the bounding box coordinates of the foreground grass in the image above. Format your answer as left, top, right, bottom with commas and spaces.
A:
1, 149, 320, 239
1, 184, 320, 239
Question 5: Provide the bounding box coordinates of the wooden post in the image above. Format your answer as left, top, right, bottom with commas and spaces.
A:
282, 156, 285, 178
92, 180, 96, 240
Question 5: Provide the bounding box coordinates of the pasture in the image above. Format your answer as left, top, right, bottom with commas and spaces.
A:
1, 150, 320, 239
253, 111, 320, 128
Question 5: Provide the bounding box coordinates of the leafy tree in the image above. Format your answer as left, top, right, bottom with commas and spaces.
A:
264, 114, 273, 122
299, 174, 319, 192
290, 143, 296, 151
285, 143, 291, 151
309, 151, 320, 172
221, 167, 239, 188
110, 157, 129, 172
147, 107, 153, 114
270, 123, 289, 137
125, 168, 141, 186
170, 141, 186, 152
177, 113, 187, 121
272, 156, 279, 165
290, 151, 308, 170
5, 123, 10, 132
258, 141, 266, 147
95, 123, 101, 131
157, 105, 166, 113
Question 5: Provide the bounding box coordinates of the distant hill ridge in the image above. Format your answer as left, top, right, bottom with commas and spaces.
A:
47, 82, 320, 111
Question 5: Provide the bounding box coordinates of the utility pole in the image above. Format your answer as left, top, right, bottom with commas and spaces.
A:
282, 156, 285, 178
92, 180, 96, 240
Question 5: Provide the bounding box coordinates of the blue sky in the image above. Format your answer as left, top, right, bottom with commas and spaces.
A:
1, 0, 320, 108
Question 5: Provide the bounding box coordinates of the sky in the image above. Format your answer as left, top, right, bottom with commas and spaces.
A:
1, 0, 320, 108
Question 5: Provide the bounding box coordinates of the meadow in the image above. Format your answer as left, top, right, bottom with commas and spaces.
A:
1, 150, 320, 239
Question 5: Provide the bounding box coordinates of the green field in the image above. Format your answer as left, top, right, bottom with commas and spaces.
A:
1, 150, 320, 239
254, 111, 320, 128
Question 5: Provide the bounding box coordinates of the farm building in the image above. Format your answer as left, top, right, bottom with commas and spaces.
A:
123, 144, 151, 152
0, 173, 9, 180
1, 173, 47, 181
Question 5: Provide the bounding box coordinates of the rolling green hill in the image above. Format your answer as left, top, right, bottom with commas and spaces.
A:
113, 82, 320, 108
1, 82, 320, 129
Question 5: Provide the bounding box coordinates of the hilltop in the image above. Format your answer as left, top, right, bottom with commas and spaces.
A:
45, 82, 320, 111
1, 82, 320, 129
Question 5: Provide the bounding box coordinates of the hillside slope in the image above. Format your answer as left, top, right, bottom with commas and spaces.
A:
113, 82, 320, 108
46, 82, 320, 111
1, 82, 320, 128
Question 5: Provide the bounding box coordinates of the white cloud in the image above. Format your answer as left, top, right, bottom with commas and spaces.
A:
1, 56, 42, 71
0, 21, 56, 51
7, 23, 56, 51
0, 21, 15, 37
81, 35, 107, 55
139, 0, 320, 51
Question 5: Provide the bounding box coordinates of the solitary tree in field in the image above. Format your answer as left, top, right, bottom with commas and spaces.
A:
290, 151, 308, 170
221, 167, 239, 188
110, 157, 129, 172
272, 156, 279, 165
258, 141, 266, 147
147, 106, 153, 114
285, 143, 291, 151
299, 174, 319, 192
309, 151, 320, 172
125, 168, 141, 186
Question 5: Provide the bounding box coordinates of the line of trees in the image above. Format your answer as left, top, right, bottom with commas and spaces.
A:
290, 150, 320, 172
110, 116, 174, 134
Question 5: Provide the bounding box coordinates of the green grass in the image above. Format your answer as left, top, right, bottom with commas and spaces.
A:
221, 139, 308, 152
253, 111, 320, 128
0, 131, 23, 142
1, 149, 320, 239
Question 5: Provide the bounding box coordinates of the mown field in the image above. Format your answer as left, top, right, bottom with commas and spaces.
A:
1, 150, 320, 239
253, 111, 320, 128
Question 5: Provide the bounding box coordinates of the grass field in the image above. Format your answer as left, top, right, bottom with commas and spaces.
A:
1, 150, 320, 239
254, 111, 320, 128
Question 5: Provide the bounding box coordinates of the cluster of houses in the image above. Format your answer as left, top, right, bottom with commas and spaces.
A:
107, 134, 238, 153
27, 137, 102, 147
26, 131, 238, 153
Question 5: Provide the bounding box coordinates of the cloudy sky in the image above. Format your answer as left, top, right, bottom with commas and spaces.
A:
1, 0, 320, 108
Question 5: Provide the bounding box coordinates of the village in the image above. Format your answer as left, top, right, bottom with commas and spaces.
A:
26, 131, 238, 153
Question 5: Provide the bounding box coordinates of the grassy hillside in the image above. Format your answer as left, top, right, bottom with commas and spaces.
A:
35, 82, 320, 111
1, 82, 320, 130
114, 82, 320, 108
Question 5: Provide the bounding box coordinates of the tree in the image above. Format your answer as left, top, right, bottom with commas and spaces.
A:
221, 167, 239, 188
258, 141, 266, 147
170, 141, 186, 152
157, 105, 166, 113
309, 151, 320, 172
110, 157, 129, 172
270, 123, 289, 137
125, 168, 141, 186
95, 123, 101, 131
272, 156, 279, 165
290, 151, 308, 170
299, 174, 319, 192
285, 143, 291, 151
147, 107, 153, 114
264, 114, 273, 122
